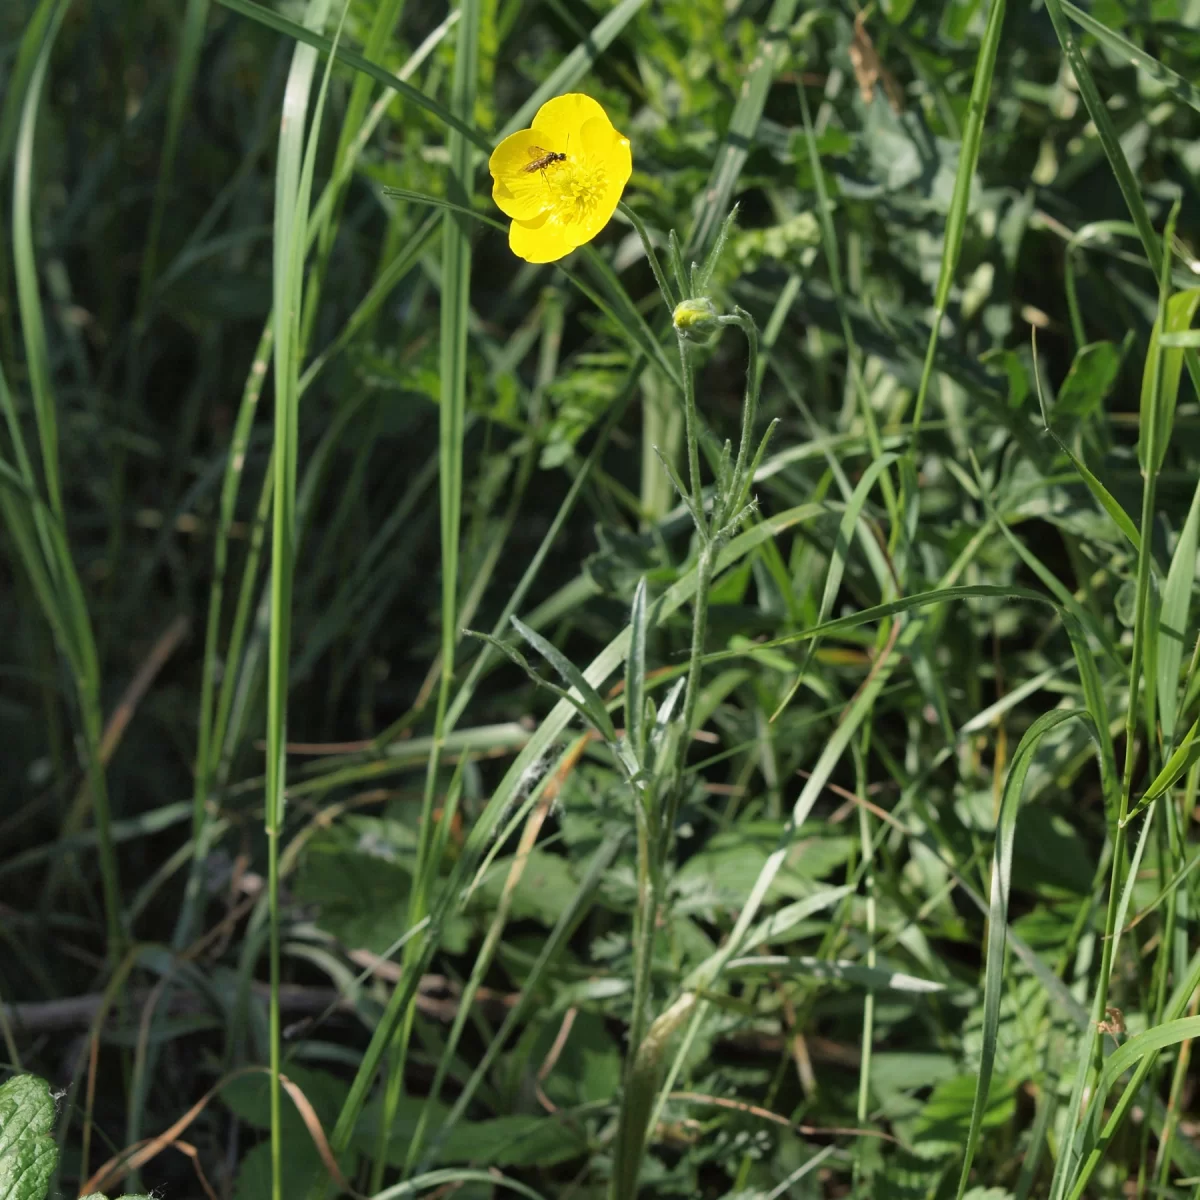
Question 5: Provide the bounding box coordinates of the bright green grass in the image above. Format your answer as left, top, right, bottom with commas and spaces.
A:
2, 1, 1200, 1199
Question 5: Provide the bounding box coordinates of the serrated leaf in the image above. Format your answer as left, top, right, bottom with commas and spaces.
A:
472, 848, 579, 926
0, 1076, 57, 1200
913, 1073, 1018, 1161
0, 1077, 54, 1162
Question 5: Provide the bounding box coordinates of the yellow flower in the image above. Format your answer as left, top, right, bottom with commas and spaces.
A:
489, 93, 632, 264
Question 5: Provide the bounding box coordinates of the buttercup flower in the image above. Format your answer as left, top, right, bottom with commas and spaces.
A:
489, 93, 632, 264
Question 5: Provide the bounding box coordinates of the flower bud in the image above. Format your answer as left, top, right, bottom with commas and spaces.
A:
672, 296, 721, 345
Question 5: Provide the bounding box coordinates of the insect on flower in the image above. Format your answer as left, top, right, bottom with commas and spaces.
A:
523, 146, 568, 175
489, 94, 631, 264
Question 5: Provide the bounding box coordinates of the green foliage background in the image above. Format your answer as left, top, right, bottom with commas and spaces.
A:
2, 0, 1200, 1198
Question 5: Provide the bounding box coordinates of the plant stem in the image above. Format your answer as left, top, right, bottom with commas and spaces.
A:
618, 200, 677, 313
665, 541, 715, 840
677, 335, 704, 513
626, 806, 657, 1063
719, 307, 760, 519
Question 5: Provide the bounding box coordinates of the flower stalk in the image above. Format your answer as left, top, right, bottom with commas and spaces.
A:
608, 206, 768, 1200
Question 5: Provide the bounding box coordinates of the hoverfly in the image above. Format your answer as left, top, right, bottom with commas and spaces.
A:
523, 144, 568, 174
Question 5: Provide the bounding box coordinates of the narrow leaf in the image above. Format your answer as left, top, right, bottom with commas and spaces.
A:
511, 617, 619, 743
1158, 483, 1200, 743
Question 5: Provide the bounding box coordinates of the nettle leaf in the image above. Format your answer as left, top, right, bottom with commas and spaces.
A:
840, 101, 966, 214
358, 1095, 587, 1169
911, 1073, 1018, 1161
874, 1151, 945, 1200
293, 816, 471, 954
962, 977, 1047, 1081
223, 1065, 352, 1200
585, 522, 678, 597
674, 824, 854, 915
470, 847, 580, 926
0, 1075, 57, 1200
221, 1065, 349, 1131
233, 1140, 323, 1200
438, 1114, 589, 1168
536, 1011, 622, 1107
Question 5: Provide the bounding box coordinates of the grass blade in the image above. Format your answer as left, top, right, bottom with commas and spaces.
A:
137, 0, 210, 309
10, 0, 123, 961
321, 501, 825, 1175
266, 1, 339, 1195
214, 0, 489, 150
626, 577, 649, 768
499, 0, 648, 139
1062, 1, 1200, 119
511, 616, 619, 743
374, 0, 482, 1186
910, 0, 1006, 439
1158, 481, 1200, 745
954, 708, 1103, 1200
685, 0, 799, 255
1138, 288, 1200, 475
12, 0, 70, 523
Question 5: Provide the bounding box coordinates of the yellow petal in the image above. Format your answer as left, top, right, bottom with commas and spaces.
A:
489, 128, 555, 220
509, 211, 581, 264
568, 118, 632, 245
531, 93, 611, 147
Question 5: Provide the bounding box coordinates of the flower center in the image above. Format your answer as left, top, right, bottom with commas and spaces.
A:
547, 159, 608, 226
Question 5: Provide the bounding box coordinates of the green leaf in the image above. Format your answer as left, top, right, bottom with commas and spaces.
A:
730, 885, 853, 952
1139, 288, 1200, 474
498, 0, 648, 138
1062, 1, 1200, 120
511, 616, 618, 743
675, 827, 854, 915
222, 1065, 350, 1132
625, 577, 649, 769
913, 1074, 1019, 1162
686, 0, 799, 255
1158, 483, 1200, 744
234, 1141, 323, 1200
1051, 341, 1121, 426
911, 0, 1007, 436
226, 1065, 355, 1200
294, 818, 471, 954
471, 848, 579, 926
0, 1075, 57, 1200
725, 955, 946, 993
954, 708, 1106, 1199
436, 1115, 589, 1168
1121, 715, 1200, 828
